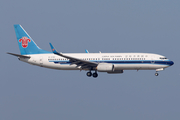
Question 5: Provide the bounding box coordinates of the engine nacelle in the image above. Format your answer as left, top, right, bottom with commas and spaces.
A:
97, 63, 114, 72
97, 63, 124, 74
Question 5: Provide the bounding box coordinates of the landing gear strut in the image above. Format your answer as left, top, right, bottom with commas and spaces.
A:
86, 71, 98, 78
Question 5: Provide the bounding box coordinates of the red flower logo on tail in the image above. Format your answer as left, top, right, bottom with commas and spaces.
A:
19, 37, 31, 48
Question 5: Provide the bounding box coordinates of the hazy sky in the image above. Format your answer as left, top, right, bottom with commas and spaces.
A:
1, 0, 180, 120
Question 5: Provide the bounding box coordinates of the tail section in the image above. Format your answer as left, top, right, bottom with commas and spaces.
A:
14, 24, 51, 55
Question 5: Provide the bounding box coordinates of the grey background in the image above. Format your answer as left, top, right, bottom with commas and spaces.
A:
1, 0, 180, 120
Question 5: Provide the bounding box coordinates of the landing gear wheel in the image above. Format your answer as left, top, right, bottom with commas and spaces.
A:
93, 72, 98, 78
87, 72, 92, 77
155, 73, 159, 76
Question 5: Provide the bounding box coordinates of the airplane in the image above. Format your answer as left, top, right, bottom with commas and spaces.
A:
7, 24, 174, 78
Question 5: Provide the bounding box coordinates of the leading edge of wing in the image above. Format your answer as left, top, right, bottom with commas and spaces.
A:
49, 43, 98, 68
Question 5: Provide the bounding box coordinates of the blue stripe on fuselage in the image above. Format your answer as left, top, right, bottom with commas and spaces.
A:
49, 60, 174, 66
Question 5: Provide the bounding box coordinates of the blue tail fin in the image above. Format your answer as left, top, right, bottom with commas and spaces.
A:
14, 24, 51, 55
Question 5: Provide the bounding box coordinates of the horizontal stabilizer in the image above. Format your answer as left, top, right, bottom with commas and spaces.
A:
7, 52, 30, 58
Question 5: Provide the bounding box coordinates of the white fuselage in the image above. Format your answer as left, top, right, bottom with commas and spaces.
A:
19, 53, 173, 71
11, 24, 174, 77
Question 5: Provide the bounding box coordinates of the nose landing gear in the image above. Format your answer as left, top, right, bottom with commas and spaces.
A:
155, 73, 159, 76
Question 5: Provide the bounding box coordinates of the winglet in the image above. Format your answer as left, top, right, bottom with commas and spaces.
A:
49, 43, 59, 54
85, 49, 89, 53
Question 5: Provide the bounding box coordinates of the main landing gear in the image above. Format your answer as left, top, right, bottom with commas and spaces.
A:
87, 71, 98, 78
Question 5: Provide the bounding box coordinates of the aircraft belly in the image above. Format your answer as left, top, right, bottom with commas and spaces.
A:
43, 63, 79, 70
114, 64, 168, 70
57, 65, 80, 70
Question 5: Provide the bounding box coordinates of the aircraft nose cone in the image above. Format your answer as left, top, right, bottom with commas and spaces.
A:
170, 61, 174, 66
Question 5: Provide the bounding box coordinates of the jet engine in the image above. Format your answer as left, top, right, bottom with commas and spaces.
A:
97, 63, 114, 72
97, 63, 123, 74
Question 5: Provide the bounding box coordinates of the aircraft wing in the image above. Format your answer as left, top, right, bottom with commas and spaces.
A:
49, 43, 98, 69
